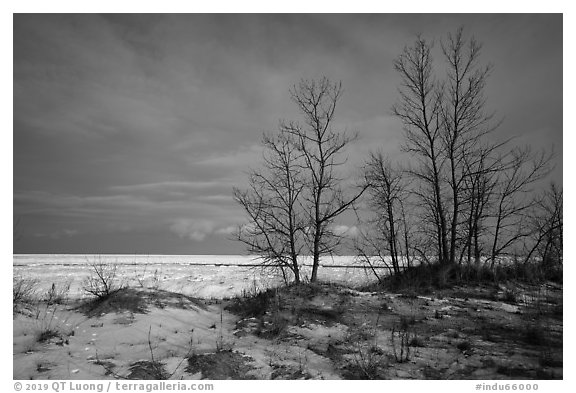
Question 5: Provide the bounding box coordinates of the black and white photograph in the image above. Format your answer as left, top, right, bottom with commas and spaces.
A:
12, 11, 564, 383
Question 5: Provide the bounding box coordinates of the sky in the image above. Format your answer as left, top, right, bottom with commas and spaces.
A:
13, 14, 562, 255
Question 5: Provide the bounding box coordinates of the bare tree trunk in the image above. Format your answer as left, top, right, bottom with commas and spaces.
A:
311, 230, 321, 282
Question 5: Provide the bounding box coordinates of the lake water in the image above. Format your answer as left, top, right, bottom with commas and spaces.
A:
13, 254, 382, 299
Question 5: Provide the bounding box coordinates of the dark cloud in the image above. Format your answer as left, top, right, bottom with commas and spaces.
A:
13, 14, 562, 254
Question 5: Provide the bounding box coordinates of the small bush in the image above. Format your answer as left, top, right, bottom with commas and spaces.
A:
345, 336, 388, 380
13, 276, 39, 306
226, 287, 275, 318
503, 288, 517, 303
82, 257, 124, 299
186, 350, 256, 380
409, 335, 425, 347
127, 361, 169, 380
456, 340, 472, 352
351, 346, 388, 379
258, 314, 289, 338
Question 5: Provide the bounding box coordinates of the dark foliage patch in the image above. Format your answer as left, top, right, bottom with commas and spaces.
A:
76, 288, 206, 317
270, 364, 312, 380
127, 361, 169, 380
186, 350, 256, 380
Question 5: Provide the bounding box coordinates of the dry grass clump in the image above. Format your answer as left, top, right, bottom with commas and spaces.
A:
44, 281, 71, 305
13, 276, 39, 308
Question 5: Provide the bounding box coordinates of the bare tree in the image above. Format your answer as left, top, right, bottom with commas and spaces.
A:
523, 182, 562, 266
439, 27, 500, 265
361, 152, 411, 275
393, 28, 502, 266
487, 147, 553, 266
459, 145, 500, 265
234, 131, 305, 283
392, 34, 449, 265
283, 77, 367, 282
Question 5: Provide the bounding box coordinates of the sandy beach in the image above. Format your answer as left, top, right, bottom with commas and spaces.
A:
13, 268, 563, 380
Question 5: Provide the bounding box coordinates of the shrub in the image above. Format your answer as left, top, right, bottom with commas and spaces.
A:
82, 257, 124, 299
409, 335, 425, 347
226, 287, 275, 318
501, 287, 518, 303
350, 344, 388, 379
13, 276, 39, 306
456, 340, 472, 352
377, 258, 563, 292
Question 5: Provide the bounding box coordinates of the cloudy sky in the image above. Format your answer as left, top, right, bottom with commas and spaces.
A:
13, 14, 562, 255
